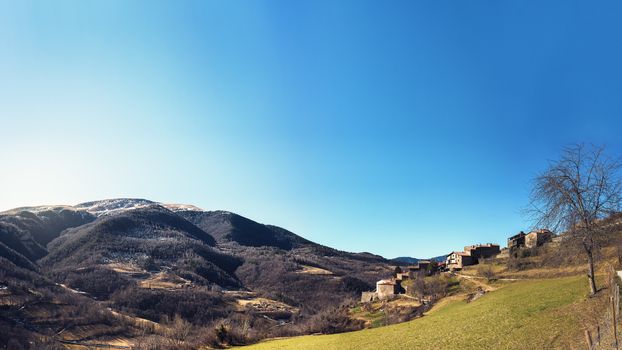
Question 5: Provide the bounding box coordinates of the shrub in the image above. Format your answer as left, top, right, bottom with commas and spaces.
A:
477, 264, 495, 281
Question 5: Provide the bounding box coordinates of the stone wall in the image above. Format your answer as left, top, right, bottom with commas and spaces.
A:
525, 231, 552, 248
361, 292, 377, 303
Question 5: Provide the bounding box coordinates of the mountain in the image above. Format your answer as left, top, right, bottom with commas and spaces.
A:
41, 205, 242, 298
0, 198, 394, 349
0, 206, 96, 270
74, 198, 157, 217
177, 210, 312, 250
391, 255, 447, 265
0, 206, 95, 246
391, 257, 419, 265
430, 255, 447, 262
177, 209, 390, 312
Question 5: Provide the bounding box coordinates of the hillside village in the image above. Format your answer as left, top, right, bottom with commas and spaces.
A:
360, 229, 555, 302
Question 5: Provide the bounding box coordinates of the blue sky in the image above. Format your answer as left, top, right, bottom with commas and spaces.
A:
1, 1, 622, 258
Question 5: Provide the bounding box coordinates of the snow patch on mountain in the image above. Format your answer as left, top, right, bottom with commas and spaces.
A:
0, 205, 75, 215
3, 198, 207, 217
162, 203, 203, 212
74, 198, 156, 217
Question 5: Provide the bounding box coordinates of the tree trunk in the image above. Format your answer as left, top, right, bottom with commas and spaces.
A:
586, 246, 597, 296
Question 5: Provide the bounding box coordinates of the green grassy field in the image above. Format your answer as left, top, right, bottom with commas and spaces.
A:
240, 276, 590, 350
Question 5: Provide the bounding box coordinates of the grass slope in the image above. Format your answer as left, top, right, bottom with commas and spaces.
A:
242, 276, 589, 350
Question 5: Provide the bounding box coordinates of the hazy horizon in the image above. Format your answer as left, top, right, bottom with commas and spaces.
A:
2, 1, 622, 258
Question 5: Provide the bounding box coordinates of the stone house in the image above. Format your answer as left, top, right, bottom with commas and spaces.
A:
507, 231, 526, 251
401, 261, 433, 278
376, 279, 400, 299
508, 229, 553, 251
360, 278, 404, 302
416, 260, 431, 271
525, 229, 553, 248
395, 272, 409, 281
446, 251, 476, 270
464, 244, 500, 260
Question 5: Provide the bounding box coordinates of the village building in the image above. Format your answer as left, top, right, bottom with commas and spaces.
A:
525, 229, 553, 248
508, 229, 553, 250
395, 271, 410, 281
445, 251, 476, 270
393, 261, 437, 281
464, 243, 500, 259
445, 243, 500, 270
416, 260, 431, 270
405, 266, 420, 278
360, 278, 405, 302
401, 261, 433, 278
376, 279, 400, 299
507, 231, 526, 251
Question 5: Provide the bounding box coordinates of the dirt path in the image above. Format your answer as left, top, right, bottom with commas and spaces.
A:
452, 273, 498, 292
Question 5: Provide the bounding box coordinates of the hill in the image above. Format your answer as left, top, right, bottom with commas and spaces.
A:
0, 206, 95, 254
0, 198, 394, 348
41, 205, 243, 298
178, 209, 391, 313
241, 276, 594, 350
177, 210, 312, 249
391, 255, 447, 265
0, 206, 96, 269
390, 256, 419, 264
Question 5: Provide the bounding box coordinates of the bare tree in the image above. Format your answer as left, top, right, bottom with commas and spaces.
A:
528, 144, 622, 295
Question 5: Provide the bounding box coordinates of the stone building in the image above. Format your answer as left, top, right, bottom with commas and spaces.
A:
400, 261, 432, 278
445, 243, 500, 270
395, 271, 410, 281
507, 231, 526, 251
376, 279, 400, 299
360, 278, 404, 302
446, 251, 476, 270
508, 229, 553, 251
525, 229, 553, 248
360, 291, 378, 303
464, 244, 500, 259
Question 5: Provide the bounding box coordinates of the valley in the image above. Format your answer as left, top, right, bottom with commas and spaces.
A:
2, 199, 622, 349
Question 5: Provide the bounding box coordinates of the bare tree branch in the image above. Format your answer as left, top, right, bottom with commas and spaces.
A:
526, 144, 622, 295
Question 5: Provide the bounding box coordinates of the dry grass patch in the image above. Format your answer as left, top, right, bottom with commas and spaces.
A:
138, 272, 191, 289
349, 295, 422, 328
104, 262, 146, 274
240, 276, 599, 350
236, 297, 299, 313
296, 265, 334, 275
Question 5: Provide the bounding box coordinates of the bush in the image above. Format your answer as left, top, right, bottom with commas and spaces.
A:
477, 264, 496, 281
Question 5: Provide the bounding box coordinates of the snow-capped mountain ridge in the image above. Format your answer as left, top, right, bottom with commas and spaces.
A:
74, 198, 156, 216
2, 198, 206, 217
162, 203, 204, 212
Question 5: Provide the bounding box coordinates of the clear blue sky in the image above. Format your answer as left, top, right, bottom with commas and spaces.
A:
1, 1, 622, 258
